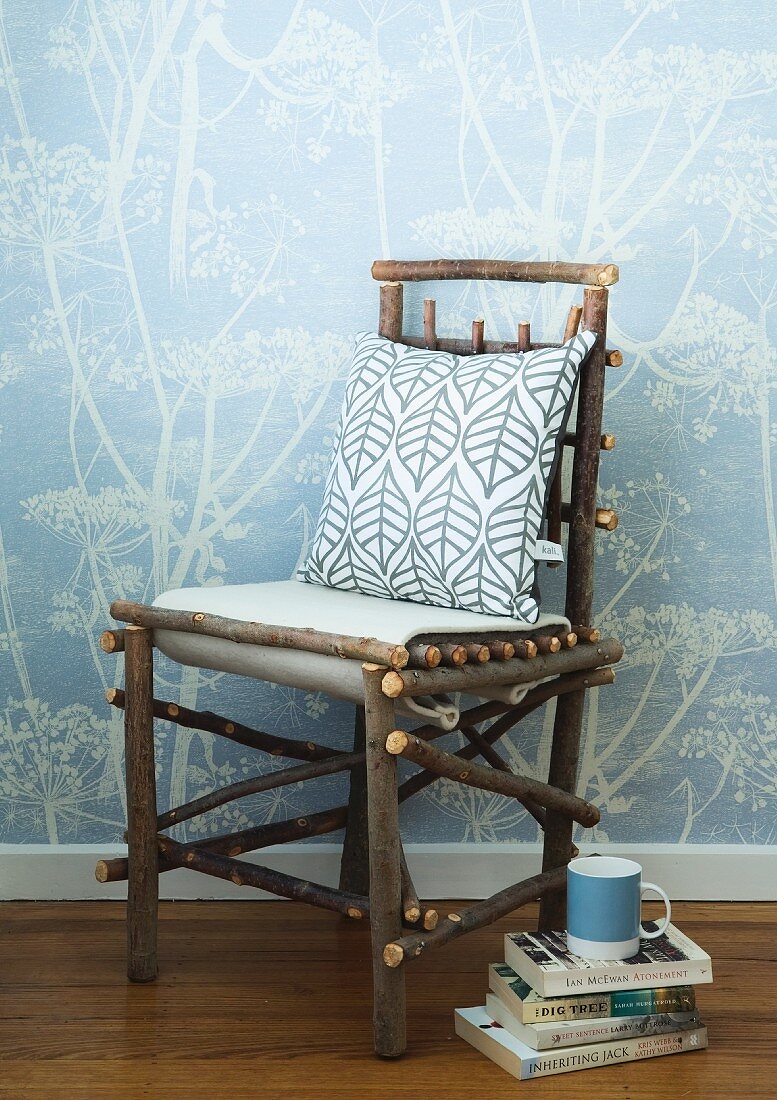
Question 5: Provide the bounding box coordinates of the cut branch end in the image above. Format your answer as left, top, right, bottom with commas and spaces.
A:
385, 730, 409, 755
383, 942, 405, 968
596, 264, 619, 285
381, 671, 405, 698
99, 629, 124, 654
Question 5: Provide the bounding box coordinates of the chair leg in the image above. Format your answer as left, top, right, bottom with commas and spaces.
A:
124, 625, 158, 982
338, 706, 370, 897
363, 665, 406, 1058
538, 689, 585, 931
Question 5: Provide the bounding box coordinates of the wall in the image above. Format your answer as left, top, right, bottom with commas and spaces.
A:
0, 1, 775, 855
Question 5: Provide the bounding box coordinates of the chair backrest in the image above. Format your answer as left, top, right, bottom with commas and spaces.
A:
371, 258, 619, 628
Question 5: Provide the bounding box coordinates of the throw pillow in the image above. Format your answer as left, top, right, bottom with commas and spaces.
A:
299, 329, 596, 620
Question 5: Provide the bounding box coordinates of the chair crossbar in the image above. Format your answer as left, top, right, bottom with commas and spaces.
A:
392, 667, 616, 818
563, 504, 619, 531
110, 599, 410, 670
382, 864, 569, 968
371, 259, 619, 286
564, 431, 616, 451
156, 751, 363, 831
200, 806, 348, 857
157, 835, 370, 918
385, 731, 599, 827
381, 636, 623, 698
105, 688, 343, 762
97, 805, 352, 886
458, 725, 548, 828
109, 601, 613, 674
458, 724, 511, 772
397, 331, 622, 367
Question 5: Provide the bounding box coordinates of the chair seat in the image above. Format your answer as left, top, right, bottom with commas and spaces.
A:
152, 580, 569, 728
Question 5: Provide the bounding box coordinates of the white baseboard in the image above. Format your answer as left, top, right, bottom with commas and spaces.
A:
1, 842, 775, 901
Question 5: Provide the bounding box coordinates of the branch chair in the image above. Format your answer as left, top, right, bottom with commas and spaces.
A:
96, 257, 623, 1058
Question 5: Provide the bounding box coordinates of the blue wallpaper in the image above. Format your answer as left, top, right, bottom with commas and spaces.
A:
0, 1, 775, 847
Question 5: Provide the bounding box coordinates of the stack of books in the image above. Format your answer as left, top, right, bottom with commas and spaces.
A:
455, 923, 711, 1080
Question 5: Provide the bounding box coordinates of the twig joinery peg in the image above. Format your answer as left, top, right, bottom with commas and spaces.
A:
423, 298, 437, 350
471, 318, 484, 354
563, 304, 583, 341
407, 643, 442, 669
437, 643, 467, 667
465, 642, 490, 663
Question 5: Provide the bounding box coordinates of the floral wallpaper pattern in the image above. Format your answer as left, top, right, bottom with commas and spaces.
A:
0, 1, 775, 847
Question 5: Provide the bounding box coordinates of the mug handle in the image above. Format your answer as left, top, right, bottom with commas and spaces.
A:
640, 882, 671, 939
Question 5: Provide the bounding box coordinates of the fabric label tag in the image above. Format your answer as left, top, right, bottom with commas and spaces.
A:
534, 540, 564, 563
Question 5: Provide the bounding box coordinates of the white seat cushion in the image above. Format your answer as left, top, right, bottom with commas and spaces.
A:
153, 580, 567, 644
152, 580, 569, 729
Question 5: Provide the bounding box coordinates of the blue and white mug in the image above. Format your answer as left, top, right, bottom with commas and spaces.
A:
566, 855, 671, 960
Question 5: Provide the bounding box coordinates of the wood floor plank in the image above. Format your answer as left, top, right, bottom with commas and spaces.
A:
0, 900, 774, 1098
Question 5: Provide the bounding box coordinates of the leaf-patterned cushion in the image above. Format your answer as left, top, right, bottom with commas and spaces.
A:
299, 329, 597, 621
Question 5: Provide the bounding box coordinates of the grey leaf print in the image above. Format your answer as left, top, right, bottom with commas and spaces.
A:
340, 385, 395, 488
487, 491, 544, 594
453, 353, 518, 414
522, 335, 593, 426
344, 334, 396, 412
323, 534, 392, 597
450, 544, 521, 618
415, 465, 481, 573
389, 538, 455, 606
461, 387, 540, 497
390, 348, 451, 410
351, 464, 411, 572
395, 385, 461, 491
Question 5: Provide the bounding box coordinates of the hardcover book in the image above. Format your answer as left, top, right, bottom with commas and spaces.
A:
504, 923, 712, 998
485, 992, 701, 1051
455, 1005, 708, 1079
488, 963, 697, 1023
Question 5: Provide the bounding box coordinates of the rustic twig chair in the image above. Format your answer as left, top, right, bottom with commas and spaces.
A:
96, 258, 623, 1058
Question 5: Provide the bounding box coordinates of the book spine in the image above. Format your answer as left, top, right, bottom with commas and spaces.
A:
522, 997, 609, 1024
611, 986, 697, 1018
528, 1012, 700, 1050
542, 961, 712, 997
522, 1026, 708, 1078
521, 986, 696, 1024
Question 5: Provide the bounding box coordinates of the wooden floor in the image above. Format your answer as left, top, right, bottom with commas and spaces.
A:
0, 900, 774, 1098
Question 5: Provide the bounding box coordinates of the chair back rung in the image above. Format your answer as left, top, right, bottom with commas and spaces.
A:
372, 258, 618, 287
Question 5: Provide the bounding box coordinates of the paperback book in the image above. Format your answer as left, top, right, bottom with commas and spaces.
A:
488, 963, 697, 1023
504, 923, 712, 998
485, 992, 701, 1051
455, 1005, 708, 1080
